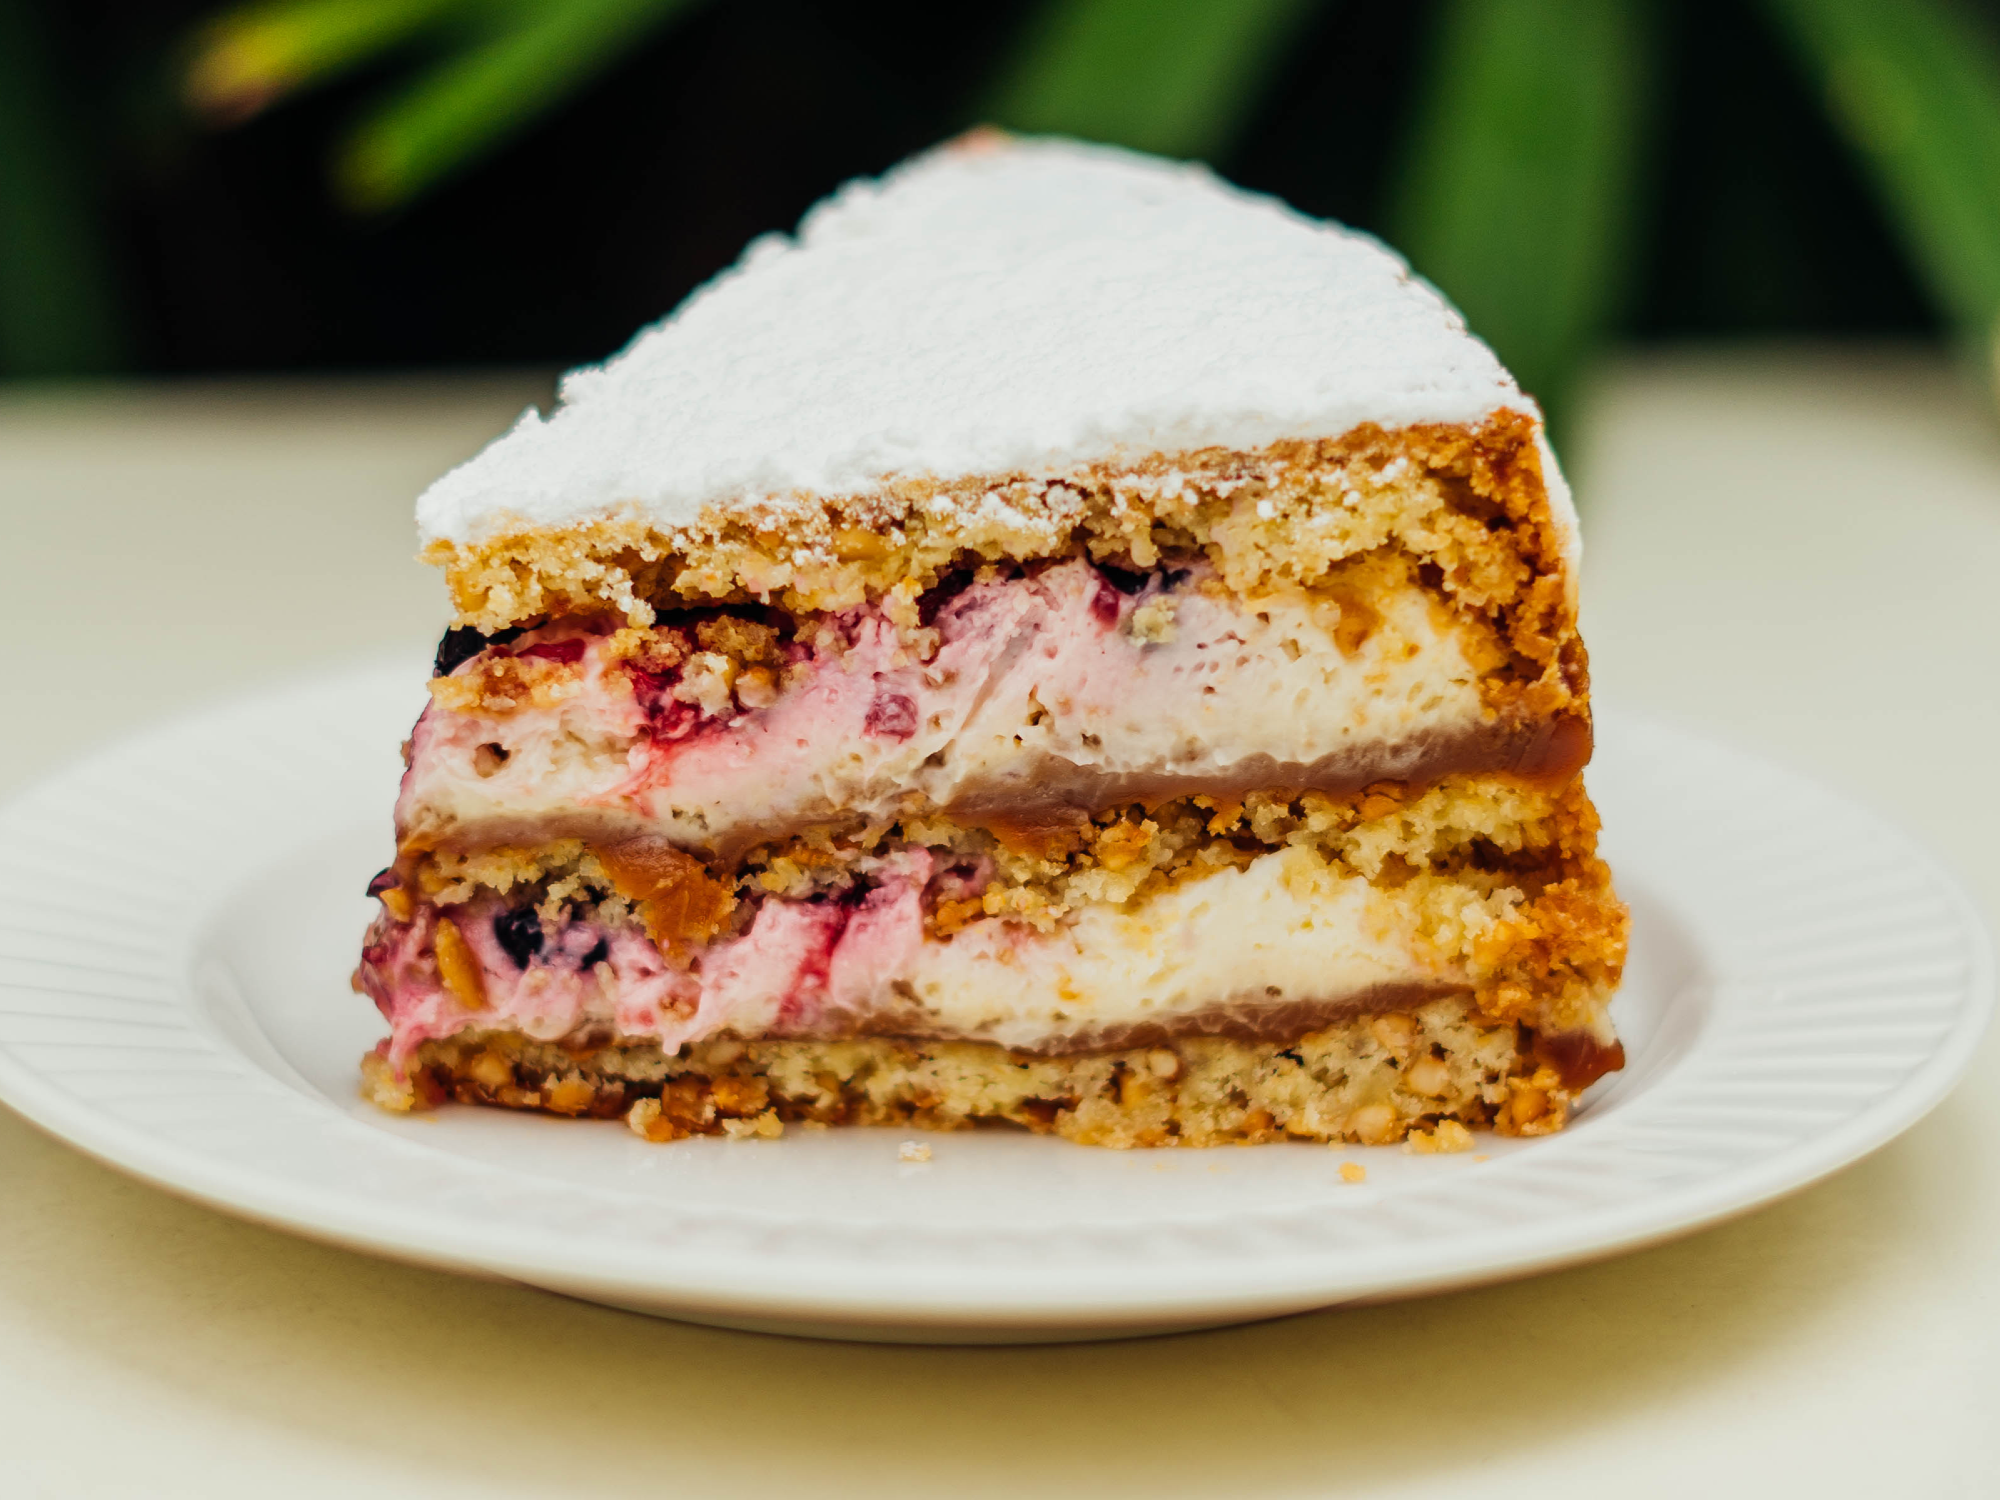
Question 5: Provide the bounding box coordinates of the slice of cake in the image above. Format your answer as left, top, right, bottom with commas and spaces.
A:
354, 133, 1627, 1148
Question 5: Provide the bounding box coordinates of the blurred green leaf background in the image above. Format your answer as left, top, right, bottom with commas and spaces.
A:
7, 0, 2000, 438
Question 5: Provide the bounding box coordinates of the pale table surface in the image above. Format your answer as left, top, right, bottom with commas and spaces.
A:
1, 350, 1996, 1497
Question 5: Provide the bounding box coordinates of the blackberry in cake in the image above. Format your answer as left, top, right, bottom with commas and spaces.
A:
354, 133, 1627, 1148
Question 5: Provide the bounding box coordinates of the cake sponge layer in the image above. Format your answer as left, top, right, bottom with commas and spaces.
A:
430, 416, 1577, 672
361, 996, 1576, 1149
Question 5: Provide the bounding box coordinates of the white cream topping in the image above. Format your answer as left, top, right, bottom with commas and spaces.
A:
415, 134, 1567, 547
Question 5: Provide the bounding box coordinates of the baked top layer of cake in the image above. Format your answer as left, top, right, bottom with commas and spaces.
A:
414, 134, 1568, 557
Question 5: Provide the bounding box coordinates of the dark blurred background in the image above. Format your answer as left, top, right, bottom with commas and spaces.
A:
7, 0, 1996, 405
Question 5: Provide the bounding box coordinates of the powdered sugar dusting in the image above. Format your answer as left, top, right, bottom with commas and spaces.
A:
417, 135, 1539, 545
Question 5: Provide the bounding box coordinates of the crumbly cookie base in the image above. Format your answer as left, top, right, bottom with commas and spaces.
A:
428, 415, 1578, 699
360, 997, 1577, 1148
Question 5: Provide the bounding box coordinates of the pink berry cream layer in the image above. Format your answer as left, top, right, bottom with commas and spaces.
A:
356, 840, 1506, 1068
392, 556, 1587, 867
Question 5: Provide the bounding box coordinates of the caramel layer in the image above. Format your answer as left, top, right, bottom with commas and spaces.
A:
947, 714, 1592, 851
833, 981, 1472, 1055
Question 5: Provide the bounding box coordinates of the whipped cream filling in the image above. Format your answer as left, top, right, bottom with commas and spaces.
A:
358, 846, 1473, 1063
397, 558, 1509, 856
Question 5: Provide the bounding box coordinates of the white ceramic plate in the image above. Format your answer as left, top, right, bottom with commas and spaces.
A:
0, 661, 1989, 1343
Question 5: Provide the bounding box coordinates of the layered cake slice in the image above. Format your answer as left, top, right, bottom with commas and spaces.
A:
355, 133, 1627, 1148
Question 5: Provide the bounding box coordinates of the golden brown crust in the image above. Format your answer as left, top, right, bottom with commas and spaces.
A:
427, 415, 1578, 698
360, 996, 1581, 1148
